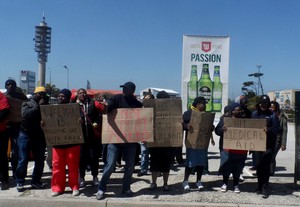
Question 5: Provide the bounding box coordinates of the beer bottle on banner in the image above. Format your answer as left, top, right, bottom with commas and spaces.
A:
187, 65, 198, 109
198, 64, 213, 112
212, 66, 223, 112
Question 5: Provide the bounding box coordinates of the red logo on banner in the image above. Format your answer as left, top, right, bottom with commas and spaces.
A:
202, 42, 211, 52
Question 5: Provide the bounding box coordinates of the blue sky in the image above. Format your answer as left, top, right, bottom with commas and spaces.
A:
0, 0, 299, 99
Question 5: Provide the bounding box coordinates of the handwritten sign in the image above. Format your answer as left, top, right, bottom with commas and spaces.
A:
223, 118, 267, 151
143, 99, 183, 147
6, 96, 24, 122
40, 103, 84, 146
102, 108, 154, 144
185, 111, 215, 149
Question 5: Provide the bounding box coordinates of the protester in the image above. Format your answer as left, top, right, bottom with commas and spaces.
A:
77, 88, 103, 188
235, 95, 252, 118
235, 95, 252, 181
50, 89, 81, 197
182, 96, 214, 191
0, 91, 10, 190
96, 81, 142, 200
148, 90, 173, 191
252, 95, 279, 198
15, 86, 48, 192
137, 92, 154, 177
215, 105, 230, 153
269, 101, 288, 176
4, 79, 27, 178
215, 103, 248, 194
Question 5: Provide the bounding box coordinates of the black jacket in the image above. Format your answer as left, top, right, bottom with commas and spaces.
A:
78, 97, 101, 139
108, 94, 142, 112
21, 98, 42, 133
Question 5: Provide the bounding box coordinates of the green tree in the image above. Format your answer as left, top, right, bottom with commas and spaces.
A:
45, 83, 60, 98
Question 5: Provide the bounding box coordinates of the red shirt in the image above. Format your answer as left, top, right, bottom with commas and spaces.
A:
224, 149, 248, 155
95, 100, 105, 112
0, 92, 10, 131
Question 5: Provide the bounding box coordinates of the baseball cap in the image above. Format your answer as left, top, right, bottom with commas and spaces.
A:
260, 95, 270, 103
120, 81, 136, 93
5, 79, 16, 88
34, 86, 46, 94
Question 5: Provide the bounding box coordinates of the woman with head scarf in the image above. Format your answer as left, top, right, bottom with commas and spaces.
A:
215, 103, 248, 194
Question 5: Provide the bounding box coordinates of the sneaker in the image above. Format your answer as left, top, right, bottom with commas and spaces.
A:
93, 176, 99, 186
96, 190, 105, 200
51, 191, 62, 197
203, 170, 210, 175
79, 178, 85, 188
262, 184, 269, 199
137, 171, 147, 177
1, 182, 9, 190
163, 184, 169, 191
221, 184, 227, 192
196, 181, 204, 190
256, 188, 262, 194
149, 183, 157, 190
122, 189, 134, 197
72, 190, 80, 196
234, 185, 241, 193
31, 182, 46, 189
17, 183, 24, 192
182, 181, 190, 191
239, 175, 244, 182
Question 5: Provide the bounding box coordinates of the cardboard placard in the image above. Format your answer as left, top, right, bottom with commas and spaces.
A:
143, 99, 183, 147
40, 103, 84, 146
185, 111, 215, 149
102, 108, 154, 144
6, 96, 24, 122
223, 118, 267, 151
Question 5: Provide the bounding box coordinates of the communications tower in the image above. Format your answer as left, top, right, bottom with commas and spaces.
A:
34, 14, 51, 86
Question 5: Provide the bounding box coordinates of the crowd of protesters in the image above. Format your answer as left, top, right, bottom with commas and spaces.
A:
0, 79, 288, 200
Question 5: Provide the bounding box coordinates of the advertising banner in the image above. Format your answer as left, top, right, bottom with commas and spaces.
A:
223, 118, 267, 151
102, 108, 154, 144
40, 103, 84, 146
143, 99, 183, 147
181, 35, 230, 119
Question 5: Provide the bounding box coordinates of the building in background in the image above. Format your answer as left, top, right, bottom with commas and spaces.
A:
268, 89, 300, 110
20, 70, 36, 94
140, 87, 180, 99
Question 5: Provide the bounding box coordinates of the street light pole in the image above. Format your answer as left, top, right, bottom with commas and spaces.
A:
63, 65, 69, 88
248, 65, 264, 95
48, 67, 51, 85
256, 65, 264, 95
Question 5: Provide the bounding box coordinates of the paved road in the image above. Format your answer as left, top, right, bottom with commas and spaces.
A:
0, 123, 299, 207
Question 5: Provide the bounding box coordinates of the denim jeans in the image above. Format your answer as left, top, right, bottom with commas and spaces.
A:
140, 143, 149, 173
15, 129, 46, 184
98, 143, 137, 192
7, 123, 21, 176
